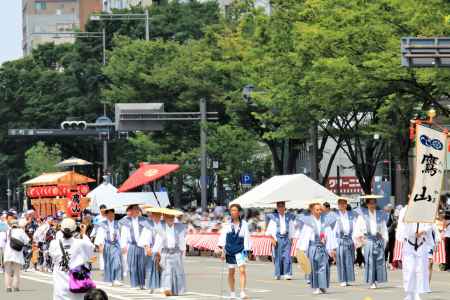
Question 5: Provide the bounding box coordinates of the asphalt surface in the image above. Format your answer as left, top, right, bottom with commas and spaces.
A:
1, 256, 450, 300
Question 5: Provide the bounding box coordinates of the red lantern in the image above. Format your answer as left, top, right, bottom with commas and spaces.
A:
42, 187, 48, 197
78, 185, 90, 196
51, 186, 60, 197
36, 187, 42, 198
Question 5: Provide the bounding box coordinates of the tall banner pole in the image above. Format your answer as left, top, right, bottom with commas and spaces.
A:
405, 124, 447, 223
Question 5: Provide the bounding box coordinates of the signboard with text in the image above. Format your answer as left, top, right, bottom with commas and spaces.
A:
405, 125, 446, 223
326, 176, 363, 194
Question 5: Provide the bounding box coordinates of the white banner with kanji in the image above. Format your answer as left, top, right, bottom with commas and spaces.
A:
405, 125, 446, 223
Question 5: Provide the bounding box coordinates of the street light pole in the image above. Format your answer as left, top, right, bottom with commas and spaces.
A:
7, 178, 11, 209
102, 28, 106, 65
200, 98, 208, 212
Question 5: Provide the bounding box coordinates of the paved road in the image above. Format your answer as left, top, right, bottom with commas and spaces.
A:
1, 257, 449, 299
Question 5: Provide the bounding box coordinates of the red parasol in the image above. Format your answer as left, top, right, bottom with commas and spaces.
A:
118, 163, 180, 193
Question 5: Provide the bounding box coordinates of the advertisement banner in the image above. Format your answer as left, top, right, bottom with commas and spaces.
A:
405, 125, 447, 223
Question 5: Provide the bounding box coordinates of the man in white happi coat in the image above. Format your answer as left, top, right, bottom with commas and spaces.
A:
49, 218, 94, 300
398, 219, 434, 300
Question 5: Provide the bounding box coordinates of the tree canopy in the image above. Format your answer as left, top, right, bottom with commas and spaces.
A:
2, 0, 450, 207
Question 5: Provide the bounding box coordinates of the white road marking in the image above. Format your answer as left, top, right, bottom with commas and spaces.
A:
20, 271, 238, 300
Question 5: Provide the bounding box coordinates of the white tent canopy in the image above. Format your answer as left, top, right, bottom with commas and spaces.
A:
230, 174, 339, 209
87, 181, 170, 214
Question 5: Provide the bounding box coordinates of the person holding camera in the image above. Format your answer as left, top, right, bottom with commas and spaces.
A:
3, 210, 30, 293
49, 218, 94, 300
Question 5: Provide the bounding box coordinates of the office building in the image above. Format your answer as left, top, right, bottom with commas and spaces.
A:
22, 0, 102, 55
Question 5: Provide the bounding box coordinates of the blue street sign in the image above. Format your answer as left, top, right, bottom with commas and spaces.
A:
241, 174, 253, 185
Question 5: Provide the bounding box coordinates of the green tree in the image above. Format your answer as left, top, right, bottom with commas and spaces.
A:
207, 124, 272, 200
24, 142, 62, 179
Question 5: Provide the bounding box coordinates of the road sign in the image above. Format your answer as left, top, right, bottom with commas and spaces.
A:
8, 128, 109, 137
241, 174, 253, 186
401, 37, 450, 67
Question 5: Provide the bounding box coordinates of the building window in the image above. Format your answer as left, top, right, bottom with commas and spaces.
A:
35, 2, 47, 10
56, 23, 74, 32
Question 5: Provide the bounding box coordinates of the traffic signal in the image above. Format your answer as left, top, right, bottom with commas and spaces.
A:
60, 121, 87, 130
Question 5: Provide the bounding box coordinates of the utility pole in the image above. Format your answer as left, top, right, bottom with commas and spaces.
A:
103, 137, 108, 175
200, 98, 208, 212
310, 124, 319, 181
336, 165, 341, 196
145, 9, 150, 41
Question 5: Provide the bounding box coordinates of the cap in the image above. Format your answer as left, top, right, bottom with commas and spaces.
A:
60, 218, 77, 233
26, 209, 35, 215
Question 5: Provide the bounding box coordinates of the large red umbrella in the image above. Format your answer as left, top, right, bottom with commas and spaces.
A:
118, 163, 180, 193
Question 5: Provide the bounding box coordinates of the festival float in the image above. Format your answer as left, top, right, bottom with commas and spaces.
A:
24, 171, 95, 218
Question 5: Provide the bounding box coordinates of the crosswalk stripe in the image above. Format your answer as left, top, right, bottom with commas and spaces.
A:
20, 271, 232, 299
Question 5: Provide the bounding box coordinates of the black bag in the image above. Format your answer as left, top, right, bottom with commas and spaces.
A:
9, 230, 25, 251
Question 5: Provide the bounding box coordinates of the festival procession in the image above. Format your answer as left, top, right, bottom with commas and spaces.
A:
3, 1, 450, 300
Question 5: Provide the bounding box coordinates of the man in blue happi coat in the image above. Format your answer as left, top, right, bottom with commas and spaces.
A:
120, 204, 147, 289
334, 197, 357, 287
94, 205, 123, 286
266, 201, 296, 280
353, 195, 388, 289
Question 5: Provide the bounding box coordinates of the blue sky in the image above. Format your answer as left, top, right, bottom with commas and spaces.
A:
0, 1, 22, 64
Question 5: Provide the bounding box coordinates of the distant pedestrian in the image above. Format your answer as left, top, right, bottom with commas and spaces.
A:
3, 216, 30, 293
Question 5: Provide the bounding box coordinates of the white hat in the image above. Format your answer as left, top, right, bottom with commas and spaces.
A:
18, 218, 28, 228
61, 218, 77, 233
